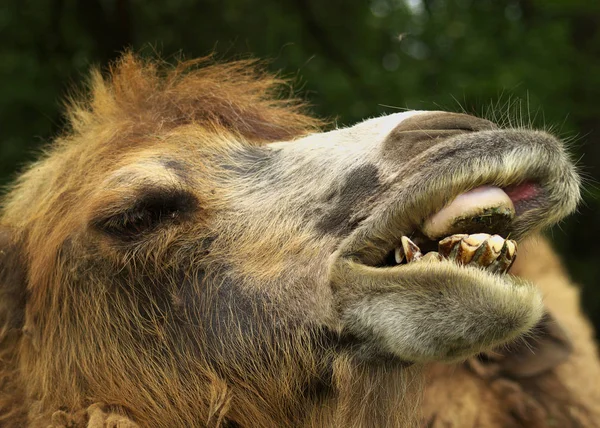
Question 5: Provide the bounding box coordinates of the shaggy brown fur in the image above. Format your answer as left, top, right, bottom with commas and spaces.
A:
0, 53, 598, 427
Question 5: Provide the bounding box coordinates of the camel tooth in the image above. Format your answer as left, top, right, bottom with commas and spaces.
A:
394, 247, 405, 264
488, 239, 518, 273
401, 236, 423, 262
458, 239, 480, 264
463, 233, 491, 247
505, 239, 517, 259
438, 234, 468, 257
488, 235, 505, 253
469, 236, 502, 267
419, 251, 442, 262
438, 233, 517, 273
501, 239, 518, 272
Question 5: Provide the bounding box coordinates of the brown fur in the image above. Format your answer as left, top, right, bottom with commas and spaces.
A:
0, 53, 597, 427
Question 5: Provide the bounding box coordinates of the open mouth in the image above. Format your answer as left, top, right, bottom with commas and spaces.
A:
329, 180, 549, 362
334, 129, 581, 277
329, 131, 580, 362
377, 182, 541, 273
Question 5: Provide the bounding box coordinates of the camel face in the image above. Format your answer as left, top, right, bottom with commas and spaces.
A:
69, 109, 579, 372
0, 56, 581, 426
238, 110, 580, 363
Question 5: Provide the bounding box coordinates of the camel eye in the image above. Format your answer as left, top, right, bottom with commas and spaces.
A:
92, 189, 198, 240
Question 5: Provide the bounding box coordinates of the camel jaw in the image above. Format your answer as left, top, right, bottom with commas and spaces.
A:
328, 130, 579, 363
330, 256, 543, 363
329, 199, 543, 363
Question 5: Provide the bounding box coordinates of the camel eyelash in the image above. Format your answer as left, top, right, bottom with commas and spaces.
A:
92, 189, 198, 240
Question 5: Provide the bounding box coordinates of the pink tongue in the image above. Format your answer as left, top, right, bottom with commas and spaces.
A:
422, 186, 515, 239
504, 182, 539, 202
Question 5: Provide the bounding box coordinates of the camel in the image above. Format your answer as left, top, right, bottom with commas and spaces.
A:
0, 53, 599, 427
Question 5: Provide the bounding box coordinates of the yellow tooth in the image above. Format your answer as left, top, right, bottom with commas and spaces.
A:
463, 233, 490, 247
401, 236, 423, 262
394, 247, 405, 264
458, 239, 480, 264
438, 234, 468, 257
488, 235, 505, 254
420, 251, 442, 262
505, 240, 517, 259
474, 239, 501, 266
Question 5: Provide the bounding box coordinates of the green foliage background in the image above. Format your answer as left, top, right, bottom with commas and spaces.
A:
1, 0, 599, 334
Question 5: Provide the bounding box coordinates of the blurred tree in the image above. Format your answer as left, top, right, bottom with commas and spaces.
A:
1, 0, 599, 333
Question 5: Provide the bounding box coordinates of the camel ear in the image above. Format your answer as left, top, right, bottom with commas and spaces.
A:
0, 228, 27, 340
499, 312, 573, 378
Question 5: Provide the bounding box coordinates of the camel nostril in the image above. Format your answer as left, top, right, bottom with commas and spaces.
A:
390, 112, 498, 134
382, 112, 498, 160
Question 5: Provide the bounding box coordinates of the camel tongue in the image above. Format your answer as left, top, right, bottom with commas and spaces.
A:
422, 186, 515, 239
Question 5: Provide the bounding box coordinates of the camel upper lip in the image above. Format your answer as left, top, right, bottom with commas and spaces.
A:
376, 183, 539, 268
368, 184, 532, 268
333, 130, 580, 268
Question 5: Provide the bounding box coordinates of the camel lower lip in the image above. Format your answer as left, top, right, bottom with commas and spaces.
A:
330, 255, 544, 362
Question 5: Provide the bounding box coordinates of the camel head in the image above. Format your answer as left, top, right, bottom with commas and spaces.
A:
0, 54, 580, 427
